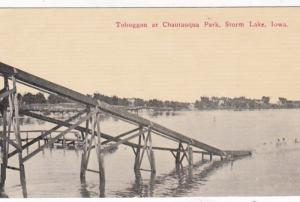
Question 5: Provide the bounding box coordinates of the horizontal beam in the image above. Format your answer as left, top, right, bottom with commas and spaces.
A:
101, 130, 145, 153
22, 110, 97, 162
20, 110, 140, 149
8, 109, 86, 159
101, 127, 140, 145
6, 165, 20, 171
0, 89, 14, 101
86, 168, 100, 174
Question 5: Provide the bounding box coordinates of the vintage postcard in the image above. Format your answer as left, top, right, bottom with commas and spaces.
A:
0, 6, 300, 200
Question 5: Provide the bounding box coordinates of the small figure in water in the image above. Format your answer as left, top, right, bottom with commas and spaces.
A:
282, 137, 287, 146
276, 138, 281, 147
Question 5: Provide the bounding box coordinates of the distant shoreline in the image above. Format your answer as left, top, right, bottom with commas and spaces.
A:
16, 92, 300, 112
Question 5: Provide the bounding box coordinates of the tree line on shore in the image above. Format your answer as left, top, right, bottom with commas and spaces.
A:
18, 92, 190, 110
18, 92, 300, 111
194, 96, 300, 110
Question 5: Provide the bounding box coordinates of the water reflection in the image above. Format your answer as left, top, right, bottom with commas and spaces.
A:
0, 188, 8, 198
112, 159, 237, 197
131, 171, 156, 197
148, 110, 180, 118
80, 180, 91, 198
0, 110, 182, 127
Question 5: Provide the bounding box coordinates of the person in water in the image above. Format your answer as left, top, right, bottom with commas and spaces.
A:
282, 137, 287, 145
276, 138, 281, 147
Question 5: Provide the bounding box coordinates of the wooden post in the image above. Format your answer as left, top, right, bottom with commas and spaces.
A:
26, 132, 29, 154
80, 108, 97, 182
0, 103, 7, 187
201, 152, 204, 161
63, 135, 66, 149
147, 127, 156, 173
134, 126, 142, 171
210, 153, 213, 161
175, 142, 182, 166
95, 113, 105, 197
187, 144, 193, 166
12, 75, 27, 197
49, 133, 53, 148
38, 138, 41, 148
76, 133, 79, 151
80, 115, 90, 181
0, 76, 8, 188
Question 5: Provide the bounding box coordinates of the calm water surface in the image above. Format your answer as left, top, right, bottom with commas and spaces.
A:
3, 109, 300, 197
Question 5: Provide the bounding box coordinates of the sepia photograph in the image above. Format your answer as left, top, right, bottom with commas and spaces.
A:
0, 6, 300, 199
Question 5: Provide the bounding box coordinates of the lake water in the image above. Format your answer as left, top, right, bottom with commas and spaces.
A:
2, 109, 300, 197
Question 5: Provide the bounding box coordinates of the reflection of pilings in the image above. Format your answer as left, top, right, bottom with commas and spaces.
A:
172, 142, 193, 167
131, 170, 156, 197
80, 179, 91, 198
114, 159, 234, 197
134, 170, 143, 196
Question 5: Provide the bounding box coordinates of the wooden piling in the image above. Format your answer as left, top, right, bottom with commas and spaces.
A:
80, 113, 91, 181
175, 143, 181, 165
62, 135, 66, 148
80, 109, 102, 185
12, 75, 27, 197
0, 102, 7, 187
95, 113, 105, 197
134, 127, 142, 171
0, 76, 8, 188
210, 153, 213, 161
147, 128, 156, 173
188, 144, 193, 166
26, 132, 29, 154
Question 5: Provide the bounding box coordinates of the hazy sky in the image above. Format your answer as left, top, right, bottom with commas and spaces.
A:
0, 8, 299, 102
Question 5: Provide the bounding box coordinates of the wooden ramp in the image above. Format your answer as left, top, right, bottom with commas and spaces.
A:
0, 61, 251, 197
